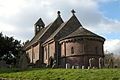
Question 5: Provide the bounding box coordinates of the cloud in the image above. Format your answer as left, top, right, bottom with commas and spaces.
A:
0, 0, 120, 54
104, 39, 120, 54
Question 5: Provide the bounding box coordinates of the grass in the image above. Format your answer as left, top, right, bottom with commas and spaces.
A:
0, 68, 120, 80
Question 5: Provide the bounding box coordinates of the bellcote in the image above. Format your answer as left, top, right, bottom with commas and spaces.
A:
34, 18, 45, 35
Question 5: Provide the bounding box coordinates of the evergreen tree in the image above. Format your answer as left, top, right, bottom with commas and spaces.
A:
0, 32, 22, 65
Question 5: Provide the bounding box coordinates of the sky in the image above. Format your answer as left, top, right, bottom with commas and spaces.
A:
0, 0, 120, 54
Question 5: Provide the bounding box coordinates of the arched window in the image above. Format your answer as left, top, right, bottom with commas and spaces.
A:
36, 26, 40, 31
45, 47, 47, 59
32, 49, 35, 59
71, 47, 74, 54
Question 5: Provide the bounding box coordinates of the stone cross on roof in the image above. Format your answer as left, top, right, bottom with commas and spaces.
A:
71, 9, 76, 15
57, 11, 61, 17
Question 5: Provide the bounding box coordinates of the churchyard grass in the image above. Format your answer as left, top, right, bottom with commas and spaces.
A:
0, 68, 120, 80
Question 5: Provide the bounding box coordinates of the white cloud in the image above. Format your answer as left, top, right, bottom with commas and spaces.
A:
104, 39, 120, 54
0, 0, 27, 16
0, 0, 120, 53
0, 23, 15, 32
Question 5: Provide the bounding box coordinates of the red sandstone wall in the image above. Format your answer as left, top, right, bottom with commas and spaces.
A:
61, 39, 103, 57
61, 42, 66, 57
60, 38, 104, 68
49, 42, 55, 58
84, 40, 103, 55
66, 42, 83, 56
26, 48, 32, 63
33, 44, 40, 63
43, 42, 55, 64
26, 43, 40, 63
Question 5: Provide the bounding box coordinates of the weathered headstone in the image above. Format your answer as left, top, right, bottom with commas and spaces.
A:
48, 56, 53, 68
52, 60, 56, 68
72, 65, 75, 69
93, 67, 95, 69
88, 66, 90, 69
99, 57, 103, 69
89, 58, 96, 68
82, 66, 85, 69
66, 63, 70, 69
91, 58, 95, 68
19, 53, 30, 69
89, 58, 92, 68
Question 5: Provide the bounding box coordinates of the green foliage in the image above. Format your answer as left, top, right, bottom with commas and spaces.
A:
0, 68, 120, 80
0, 32, 22, 65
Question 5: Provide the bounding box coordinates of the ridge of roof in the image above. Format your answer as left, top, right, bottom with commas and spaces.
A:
43, 14, 82, 44
24, 15, 64, 49
24, 26, 48, 49
43, 22, 67, 44
37, 15, 63, 41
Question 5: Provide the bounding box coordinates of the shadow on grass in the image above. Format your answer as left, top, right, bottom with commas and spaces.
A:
0, 68, 47, 74
112, 77, 119, 80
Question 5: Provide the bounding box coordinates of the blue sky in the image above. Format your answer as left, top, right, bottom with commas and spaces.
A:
0, 0, 120, 54
99, 1, 120, 21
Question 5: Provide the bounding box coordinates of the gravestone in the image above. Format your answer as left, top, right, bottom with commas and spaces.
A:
89, 58, 92, 68
48, 56, 53, 68
99, 57, 103, 69
89, 58, 96, 68
19, 53, 30, 69
82, 66, 85, 69
66, 63, 70, 69
72, 65, 75, 69
92, 58, 95, 68
88, 66, 90, 69
52, 60, 57, 68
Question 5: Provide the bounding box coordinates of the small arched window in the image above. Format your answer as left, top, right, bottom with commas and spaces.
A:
71, 47, 74, 54
36, 26, 40, 31
45, 47, 47, 59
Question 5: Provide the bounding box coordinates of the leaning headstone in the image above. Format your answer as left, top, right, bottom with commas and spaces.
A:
89, 58, 92, 68
66, 63, 70, 69
99, 57, 103, 69
82, 66, 85, 69
72, 65, 75, 69
19, 53, 30, 69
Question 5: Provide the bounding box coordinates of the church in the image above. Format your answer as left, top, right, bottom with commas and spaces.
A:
24, 10, 105, 68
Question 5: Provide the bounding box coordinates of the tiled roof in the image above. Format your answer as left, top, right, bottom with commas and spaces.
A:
59, 27, 105, 40
24, 14, 63, 49
43, 14, 82, 44
43, 22, 67, 44
35, 18, 45, 27
24, 26, 49, 49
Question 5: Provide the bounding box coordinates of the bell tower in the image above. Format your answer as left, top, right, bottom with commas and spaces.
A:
34, 18, 45, 35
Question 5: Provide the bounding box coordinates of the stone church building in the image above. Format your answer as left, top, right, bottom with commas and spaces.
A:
24, 10, 105, 68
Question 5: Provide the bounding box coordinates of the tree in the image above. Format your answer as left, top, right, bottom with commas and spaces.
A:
0, 32, 22, 66
104, 50, 114, 68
